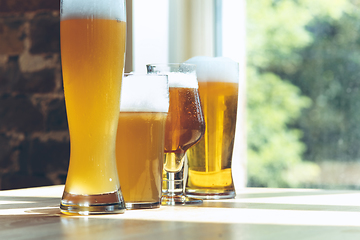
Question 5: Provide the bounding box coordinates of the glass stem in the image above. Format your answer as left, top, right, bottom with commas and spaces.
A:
162, 152, 186, 197
162, 153, 202, 205
163, 170, 184, 196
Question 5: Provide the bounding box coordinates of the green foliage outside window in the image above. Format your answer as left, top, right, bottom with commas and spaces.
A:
247, 0, 357, 188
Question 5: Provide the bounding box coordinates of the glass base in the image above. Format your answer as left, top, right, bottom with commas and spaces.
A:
60, 190, 125, 215
125, 201, 160, 210
185, 189, 236, 200
161, 193, 203, 206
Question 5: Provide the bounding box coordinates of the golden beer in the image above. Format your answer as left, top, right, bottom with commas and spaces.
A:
60, 0, 127, 214
61, 18, 126, 195
185, 57, 239, 199
164, 87, 205, 173
116, 112, 167, 206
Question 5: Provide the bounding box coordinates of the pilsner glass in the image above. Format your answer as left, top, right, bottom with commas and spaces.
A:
147, 63, 205, 205
185, 56, 239, 199
116, 74, 169, 209
60, 0, 126, 214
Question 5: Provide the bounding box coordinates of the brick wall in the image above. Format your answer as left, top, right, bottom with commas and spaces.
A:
0, 0, 69, 189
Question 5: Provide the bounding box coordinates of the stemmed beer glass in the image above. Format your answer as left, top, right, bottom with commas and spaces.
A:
147, 63, 205, 205
60, 0, 126, 214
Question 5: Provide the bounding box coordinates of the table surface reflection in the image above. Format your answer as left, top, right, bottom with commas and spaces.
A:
1, 185, 360, 239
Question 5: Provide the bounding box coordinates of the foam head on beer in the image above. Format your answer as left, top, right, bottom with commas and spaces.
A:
185, 56, 239, 83
120, 74, 169, 113
167, 72, 199, 89
147, 63, 199, 89
61, 0, 126, 21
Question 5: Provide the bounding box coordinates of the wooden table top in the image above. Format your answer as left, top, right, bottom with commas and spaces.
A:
1, 185, 360, 240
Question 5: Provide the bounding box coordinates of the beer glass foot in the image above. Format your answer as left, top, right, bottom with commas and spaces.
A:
161, 193, 202, 206
185, 190, 236, 200
125, 201, 161, 210
162, 170, 202, 205
60, 190, 126, 215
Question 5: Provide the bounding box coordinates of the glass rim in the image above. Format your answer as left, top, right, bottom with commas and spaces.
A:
146, 63, 197, 75
146, 63, 196, 67
124, 72, 168, 77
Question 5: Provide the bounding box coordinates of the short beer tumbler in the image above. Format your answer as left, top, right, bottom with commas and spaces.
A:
116, 74, 169, 209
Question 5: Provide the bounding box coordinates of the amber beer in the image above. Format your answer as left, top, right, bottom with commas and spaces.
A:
164, 87, 205, 173
185, 57, 239, 199
147, 64, 205, 205
60, 0, 126, 214
116, 75, 169, 209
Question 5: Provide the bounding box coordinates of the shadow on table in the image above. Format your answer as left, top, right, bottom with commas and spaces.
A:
1, 194, 360, 239
1, 206, 360, 240
1, 188, 360, 215
187, 189, 360, 212
0, 196, 60, 211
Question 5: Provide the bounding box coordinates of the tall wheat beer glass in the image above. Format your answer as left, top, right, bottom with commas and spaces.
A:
60, 0, 126, 214
116, 74, 169, 209
147, 64, 205, 205
185, 57, 239, 199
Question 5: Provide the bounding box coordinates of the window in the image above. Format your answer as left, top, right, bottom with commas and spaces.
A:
127, 0, 247, 191
246, 0, 360, 189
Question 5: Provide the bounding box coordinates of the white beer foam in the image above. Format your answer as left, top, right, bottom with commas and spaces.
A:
120, 75, 169, 113
61, 0, 126, 21
167, 72, 198, 89
185, 56, 239, 83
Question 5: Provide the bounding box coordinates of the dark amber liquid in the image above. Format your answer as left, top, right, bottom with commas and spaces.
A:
164, 87, 205, 172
